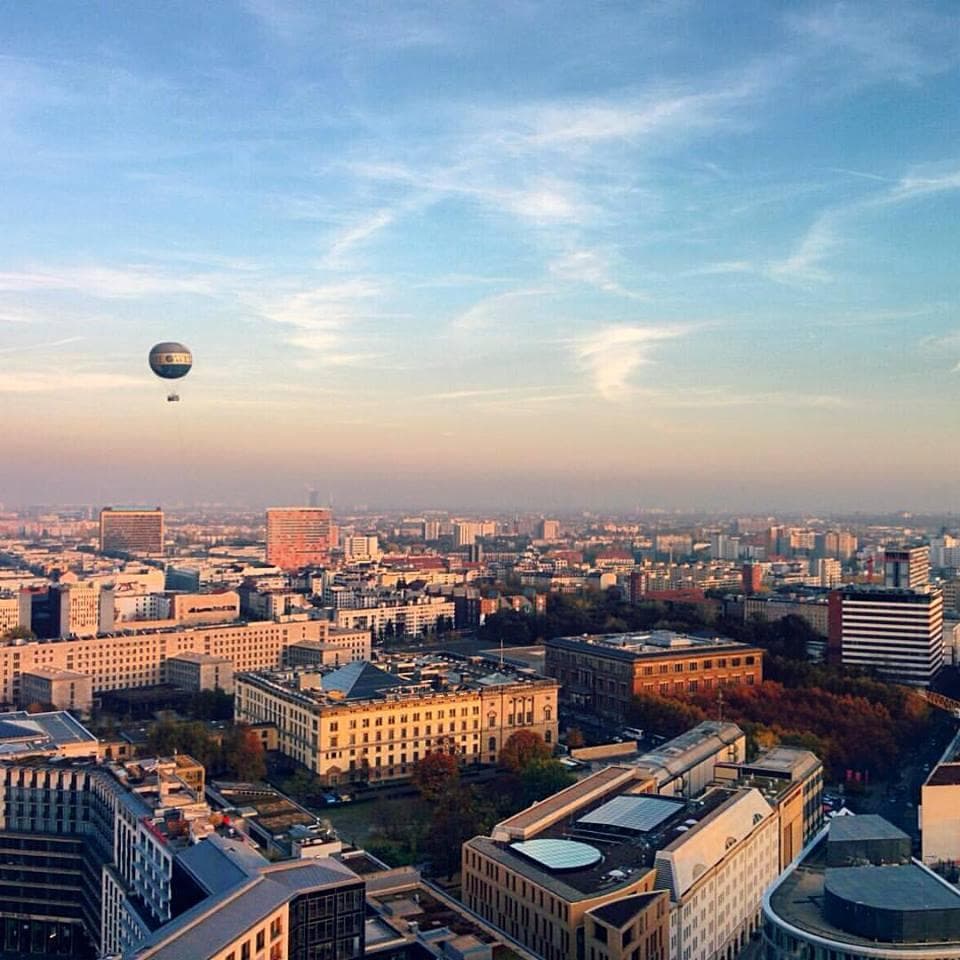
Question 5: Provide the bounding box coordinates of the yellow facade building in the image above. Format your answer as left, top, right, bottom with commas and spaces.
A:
235, 656, 559, 785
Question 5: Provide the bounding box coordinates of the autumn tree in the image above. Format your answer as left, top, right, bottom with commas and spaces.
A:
222, 724, 267, 781
498, 730, 551, 773
412, 751, 460, 801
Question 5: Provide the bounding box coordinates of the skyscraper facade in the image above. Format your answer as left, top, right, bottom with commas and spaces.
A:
266, 507, 334, 570
99, 507, 164, 556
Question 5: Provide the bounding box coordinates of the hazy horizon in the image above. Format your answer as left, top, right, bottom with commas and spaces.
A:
3, 2, 959, 511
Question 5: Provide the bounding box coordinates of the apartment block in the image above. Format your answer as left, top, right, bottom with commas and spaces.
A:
742, 595, 828, 637
333, 595, 456, 637
0, 717, 367, 960
0, 752, 211, 957
343, 534, 381, 563
0, 616, 327, 705
0, 592, 23, 634
99, 508, 164, 556
544, 631, 763, 720
168, 589, 240, 625
266, 507, 334, 570
235, 655, 559, 785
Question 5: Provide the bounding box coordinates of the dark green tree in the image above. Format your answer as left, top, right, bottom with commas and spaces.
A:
222, 724, 266, 781
520, 758, 575, 803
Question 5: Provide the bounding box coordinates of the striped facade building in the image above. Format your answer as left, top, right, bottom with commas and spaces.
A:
828, 586, 943, 686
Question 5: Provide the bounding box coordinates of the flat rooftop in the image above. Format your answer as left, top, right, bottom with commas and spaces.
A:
828, 814, 910, 845
545, 630, 759, 660
0, 710, 98, 754
769, 835, 960, 949
207, 782, 319, 836
237, 652, 554, 710
473, 785, 736, 900
826, 865, 960, 912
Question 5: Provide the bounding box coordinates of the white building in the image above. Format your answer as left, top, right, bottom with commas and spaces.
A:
657, 788, 780, 960
343, 534, 381, 563
831, 587, 944, 686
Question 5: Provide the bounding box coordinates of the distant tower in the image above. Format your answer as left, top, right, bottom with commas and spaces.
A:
308, 488, 320, 508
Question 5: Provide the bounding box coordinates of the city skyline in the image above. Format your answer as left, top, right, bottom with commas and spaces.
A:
3, 2, 959, 511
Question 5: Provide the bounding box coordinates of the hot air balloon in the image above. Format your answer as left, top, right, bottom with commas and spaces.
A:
148, 342, 192, 401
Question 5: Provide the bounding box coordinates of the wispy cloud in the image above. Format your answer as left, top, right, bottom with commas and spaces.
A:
548, 249, 644, 299
319, 209, 396, 268
0, 335, 84, 355
685, 260, 755, 277
767, 215, 838, 285
0, 266, 220, 298
248, 279, 387, 366
880, 165, 960, 205
639, 387, 849, 410
450, 288, 548, 333
0, 370, 143, 393
575, 323, 685, 400
765, 162, 960, 285
786, 3, 960, 85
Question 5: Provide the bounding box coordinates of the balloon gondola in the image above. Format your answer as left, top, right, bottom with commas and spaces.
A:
148, 342, 192, 402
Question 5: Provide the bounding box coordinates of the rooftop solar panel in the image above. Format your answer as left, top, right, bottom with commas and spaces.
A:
509, 838, 602, 871
577, 795, 684, 833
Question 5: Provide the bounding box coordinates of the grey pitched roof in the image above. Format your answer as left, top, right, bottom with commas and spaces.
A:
321, 661, 412, 700
135, 876, 290, 960
264, 858, 360, 890
133, 855, 360, 960
176, 835, 268, 896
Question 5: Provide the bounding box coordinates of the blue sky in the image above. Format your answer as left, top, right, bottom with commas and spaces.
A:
2, 1, 959, 511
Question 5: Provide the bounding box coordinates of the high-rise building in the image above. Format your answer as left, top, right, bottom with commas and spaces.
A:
343, 534, 380, 563
453, 520, 495, 547
536, 518, 560, 540
266, 507, 334, 570
884, 545, 930, 590
828, 586, 944, 685
811, 557, 842, 588
742, 562, 764, 595
99, 507, 164, 556
815, 530, 858, 561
